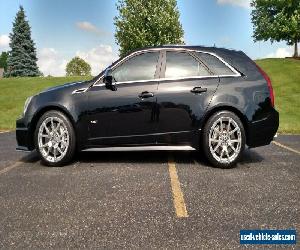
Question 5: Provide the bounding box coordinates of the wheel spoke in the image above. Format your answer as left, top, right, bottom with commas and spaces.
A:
227, 118, 231, 132
44, 124, 50, 135
51, 117, 54, 131
61, 140, 68, 148
55, 121, 61, 132
230, 139, 240, 143
40, 143, 49, 148
229, 127, 238, 135
213, 141, 222, 153
53, 148, 57, 161
45, 146, 51, 157
220, 147, 225, 158
210, 138, 221, 143
213, 127, 220, 136
59, 132, 67, 139
57, 146, 63, 155
220, 118, 223, 133
225, 147, 230, 161
229, 143, 237, 153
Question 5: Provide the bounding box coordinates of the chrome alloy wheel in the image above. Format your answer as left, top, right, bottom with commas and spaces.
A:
38, 117, 69, 163
208, 116, 242, 164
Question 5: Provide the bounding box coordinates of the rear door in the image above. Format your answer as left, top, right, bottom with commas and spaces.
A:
155, 50, 223, 145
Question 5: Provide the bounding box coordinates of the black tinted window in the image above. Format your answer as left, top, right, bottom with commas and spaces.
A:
113, 52, 159, 82
196, 52, 234, 75
165, 51, 209, 78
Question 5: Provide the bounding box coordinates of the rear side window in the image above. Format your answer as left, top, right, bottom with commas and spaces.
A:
196, 52, 234, 75
112, 52, 159, 82
165, 51, 210, 78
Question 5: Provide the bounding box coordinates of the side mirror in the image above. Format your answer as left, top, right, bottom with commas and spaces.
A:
103, 68, 117, 91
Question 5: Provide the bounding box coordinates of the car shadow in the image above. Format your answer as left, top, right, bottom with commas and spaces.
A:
76, 150, 169, 164
191, 148, 265, 169
239, 148, 265, 165
77, 150, 213, 167
19, 150, 40, 163
19, 148, 265, 168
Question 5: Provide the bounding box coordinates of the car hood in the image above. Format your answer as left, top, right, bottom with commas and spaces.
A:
41, 80, 89, 94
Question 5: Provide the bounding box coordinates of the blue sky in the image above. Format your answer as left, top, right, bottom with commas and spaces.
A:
0, 0, 293, 76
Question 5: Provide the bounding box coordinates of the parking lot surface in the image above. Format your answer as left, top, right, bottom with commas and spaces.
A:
0, 132, 299, 249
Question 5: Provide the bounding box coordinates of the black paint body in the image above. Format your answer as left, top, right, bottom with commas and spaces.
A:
16, 46, 279, 152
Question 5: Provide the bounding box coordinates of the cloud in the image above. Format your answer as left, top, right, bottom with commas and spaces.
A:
37, 45, 117, 76
219, 36, 231, 45
217, 0, 250, 9
265, 47, 293, 58
76, 21, 99, 33
37, 48, 67, 76
76, 45, 118, 75
0, 34, 10, 50
76, 21, 110, 36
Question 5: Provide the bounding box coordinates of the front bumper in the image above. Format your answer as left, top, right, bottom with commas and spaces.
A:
16, 117, 34, 151
247, 109, 279, 148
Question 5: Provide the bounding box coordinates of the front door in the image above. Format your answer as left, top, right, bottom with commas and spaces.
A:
86, 51, 161, 147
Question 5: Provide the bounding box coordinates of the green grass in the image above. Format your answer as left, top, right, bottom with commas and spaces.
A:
0, 58, 299, 133
0, 76, 91, 130
255, 58, 300, 134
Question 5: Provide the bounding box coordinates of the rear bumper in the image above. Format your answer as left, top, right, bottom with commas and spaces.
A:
16, 117, 34, 151
247, 109, 279, 148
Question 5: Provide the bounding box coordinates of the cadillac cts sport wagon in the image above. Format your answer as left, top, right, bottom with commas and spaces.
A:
16, 46, 279, 168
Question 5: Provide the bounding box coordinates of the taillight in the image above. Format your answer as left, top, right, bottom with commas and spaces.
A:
255, 64, 275, 107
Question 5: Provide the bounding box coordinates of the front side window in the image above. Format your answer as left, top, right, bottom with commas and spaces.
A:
112, 52, 159, 82
196, 52, 234, 75
165, 51, 210, 78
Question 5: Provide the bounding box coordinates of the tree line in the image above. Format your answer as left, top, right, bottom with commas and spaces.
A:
1, 0, 299, 77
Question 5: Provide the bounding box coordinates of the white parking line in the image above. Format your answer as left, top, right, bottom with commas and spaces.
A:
0, 130, 11, 134
272, 141, 300, 155
0, 161, 22, 175
168, 154, 189, 218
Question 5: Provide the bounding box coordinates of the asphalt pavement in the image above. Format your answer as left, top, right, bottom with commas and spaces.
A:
0, 131, 299, 249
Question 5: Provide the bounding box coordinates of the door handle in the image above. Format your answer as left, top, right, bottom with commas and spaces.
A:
138, 91, 154, 99
191, 87, 207, 94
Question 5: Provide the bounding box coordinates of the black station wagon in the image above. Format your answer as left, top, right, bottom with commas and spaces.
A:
16, 45, 279, 168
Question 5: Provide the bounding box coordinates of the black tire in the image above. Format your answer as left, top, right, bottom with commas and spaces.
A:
202, 111, 245, 168
34, 110, 76, 166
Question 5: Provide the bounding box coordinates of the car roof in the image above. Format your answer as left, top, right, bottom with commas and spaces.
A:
130, 45, 242, 55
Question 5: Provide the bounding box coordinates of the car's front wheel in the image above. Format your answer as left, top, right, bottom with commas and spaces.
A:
202, 111, 245, 168
35, 110, 76, 166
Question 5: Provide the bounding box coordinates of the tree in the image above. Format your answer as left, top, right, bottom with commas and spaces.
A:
114, 0, 184, 56
0, 52, 8, 72
66, 57, 91, 76
251, 0, 300, 57
5, 6, 40, 77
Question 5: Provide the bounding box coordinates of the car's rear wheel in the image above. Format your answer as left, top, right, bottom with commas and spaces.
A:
202, 111, 245, 168
35, 110, 76, 166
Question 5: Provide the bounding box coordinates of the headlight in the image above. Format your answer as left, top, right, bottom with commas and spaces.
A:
23, 96, 33, 116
